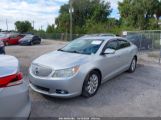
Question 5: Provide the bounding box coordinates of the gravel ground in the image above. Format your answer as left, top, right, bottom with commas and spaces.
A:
5, 40, 161, 118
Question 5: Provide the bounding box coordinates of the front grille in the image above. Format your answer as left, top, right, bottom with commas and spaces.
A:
31, 64, 52, 77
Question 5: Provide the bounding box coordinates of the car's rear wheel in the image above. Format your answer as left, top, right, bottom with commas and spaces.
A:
128, 57, 137, 73
82, 71, 101, 98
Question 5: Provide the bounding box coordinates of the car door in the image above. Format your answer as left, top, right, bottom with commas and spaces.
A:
9, 34, 19, 45
32, 36, 38, 44
117, 39, 132, 71
35, 36, 40, 44
99, 39, 122, 82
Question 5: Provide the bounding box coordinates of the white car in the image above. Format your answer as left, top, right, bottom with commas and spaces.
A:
29, 36, 138, 98
0, 55, 31, 118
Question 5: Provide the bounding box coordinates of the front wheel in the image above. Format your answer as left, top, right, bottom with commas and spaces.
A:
128, 57, 137, 73
82, 71, 101, 98
4, 42, 8, 46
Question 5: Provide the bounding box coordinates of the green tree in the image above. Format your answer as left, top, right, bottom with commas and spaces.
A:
55, 0, 112, 34
118, 0, 161, 30
46, 24, 55, 33
15, 21, 33, 33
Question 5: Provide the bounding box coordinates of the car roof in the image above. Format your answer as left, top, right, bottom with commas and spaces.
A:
80, 36, 126, 41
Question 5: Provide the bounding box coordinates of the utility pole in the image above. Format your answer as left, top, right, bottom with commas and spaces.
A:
40, 25, 43, 31
158, 0, 161, 64
69, 0, 73, 41
6, 19, 8, 31
32, 21, 35, 30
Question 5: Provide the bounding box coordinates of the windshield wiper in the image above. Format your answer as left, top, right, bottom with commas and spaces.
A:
68, 50, 83, 54
58, 49, 64, 52
58, 49, 84, 54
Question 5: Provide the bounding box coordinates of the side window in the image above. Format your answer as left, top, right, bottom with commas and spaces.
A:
10, 34, 18, 38
118, 40, 131, 49
105, 40, 118, 50
33, 36, 38, 39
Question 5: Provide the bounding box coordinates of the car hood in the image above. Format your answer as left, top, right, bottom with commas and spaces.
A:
0, 55, 19, 77
0, 38, 7, 40
32, 51, 93, 69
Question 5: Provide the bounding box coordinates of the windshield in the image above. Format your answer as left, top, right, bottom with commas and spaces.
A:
24, 35, 33, 39
0, 33, 9, 38
59, 39, 103, 55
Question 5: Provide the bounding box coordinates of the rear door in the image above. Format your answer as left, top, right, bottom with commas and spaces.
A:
99, 39, 123, 81
33, 36, 40, 44
117, 39, 132, 70
9, 34, 19, 45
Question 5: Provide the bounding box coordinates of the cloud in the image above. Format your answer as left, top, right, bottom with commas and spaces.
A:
0, 0, 122, 31
106, 0, 123, 19
0, 0, 68, 30
107, 0, 123, 9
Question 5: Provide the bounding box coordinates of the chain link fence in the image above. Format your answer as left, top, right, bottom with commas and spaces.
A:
34, 32, 84, 41
125, 30, 161, 63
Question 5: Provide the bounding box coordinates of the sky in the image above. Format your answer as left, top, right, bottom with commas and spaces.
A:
0, 0, 122, 31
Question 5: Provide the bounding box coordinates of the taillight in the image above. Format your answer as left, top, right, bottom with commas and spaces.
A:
0, 72, 23, 88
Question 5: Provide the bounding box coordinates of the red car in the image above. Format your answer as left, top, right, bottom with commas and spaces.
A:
0, 33, 25, 45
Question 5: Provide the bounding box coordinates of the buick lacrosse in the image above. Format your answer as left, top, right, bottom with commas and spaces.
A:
29, 35, 138, 98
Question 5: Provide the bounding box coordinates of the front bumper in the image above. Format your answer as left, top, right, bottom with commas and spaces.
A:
29, 70, 85, 98
0, 81, 31, 118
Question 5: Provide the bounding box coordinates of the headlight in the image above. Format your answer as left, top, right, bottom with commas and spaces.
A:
52, 66, 79, 78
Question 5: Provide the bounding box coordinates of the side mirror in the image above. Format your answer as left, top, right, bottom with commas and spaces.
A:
103, 48, 115, 54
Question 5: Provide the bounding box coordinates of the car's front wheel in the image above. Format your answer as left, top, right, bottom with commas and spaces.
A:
82, 71, 101, 98
128, 57, 137, 73
4, 42, 9, 46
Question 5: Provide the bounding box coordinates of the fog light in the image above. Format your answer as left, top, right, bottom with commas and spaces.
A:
56, 89, 68, 94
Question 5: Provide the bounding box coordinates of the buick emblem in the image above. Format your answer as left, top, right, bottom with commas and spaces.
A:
35, 67, 39, 75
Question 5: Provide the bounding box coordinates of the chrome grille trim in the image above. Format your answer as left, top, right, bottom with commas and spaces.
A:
31, 63, 53, 77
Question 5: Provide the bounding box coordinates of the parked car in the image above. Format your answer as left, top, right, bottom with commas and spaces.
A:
19, 35, 41, 45
0, 55, 31, 117
126, 34, 152, 50
0, 40, 5, 54
29, 35, 138, 98
0, 33, 25, 45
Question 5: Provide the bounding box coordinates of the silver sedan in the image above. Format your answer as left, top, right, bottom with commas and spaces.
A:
0, 55, 31, 118
29, 36, 138, 98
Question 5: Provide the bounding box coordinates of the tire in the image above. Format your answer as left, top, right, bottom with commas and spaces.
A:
128, 57, 137, 73
82, 71, 101, 98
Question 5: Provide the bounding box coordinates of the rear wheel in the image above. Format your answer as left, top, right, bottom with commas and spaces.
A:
128, 57, 137, 73
82, 71, 101, 98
